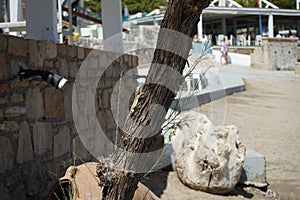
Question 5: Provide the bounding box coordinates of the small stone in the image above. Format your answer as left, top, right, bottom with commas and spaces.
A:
57, 43, 77, 59
1, 121, 19, 132
56, 58, 68, 77
54, 126, 70, 158
0, 136, 14, 173
0, 185, 11, 199
98, 88, 112, 109
43, 87, 64, 119
10, 93, 24, 103
25, 88, 43, 120
0, 109, 3, 119
0, 54, 9, 80
77, 46, 85, 59
0, 34, 7, 51
4, 106, 26, 118
28, 39, 45, 68
0, 83, 9, 96
17, 122, 33, 164
8, 36, 27, 57
63, 83, 73, 122
32, 122, 53, 155
73, 136, 92, 161
68, 61, 79, 78
10, 78, 29, 88
45, 41, 57, 59
43, 59, 53, 68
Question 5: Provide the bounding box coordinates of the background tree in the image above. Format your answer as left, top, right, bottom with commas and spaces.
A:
235, 0, 296, 9
84, 0, 297, 17
84, 0, 168, 16
96, 0, 211, 200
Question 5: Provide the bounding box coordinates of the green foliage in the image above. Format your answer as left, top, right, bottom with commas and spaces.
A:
84, 0, 296, 18
235, 0, 296, 9
84, 0, 101, 16
122, 0, 167, 14
84, 0, 167, 16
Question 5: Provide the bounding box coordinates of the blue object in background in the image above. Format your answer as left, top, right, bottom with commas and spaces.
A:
192, 41, 212, 54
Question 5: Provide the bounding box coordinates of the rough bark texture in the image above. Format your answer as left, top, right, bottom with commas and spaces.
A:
0, 0, 5, 22
97, 1, 211, 199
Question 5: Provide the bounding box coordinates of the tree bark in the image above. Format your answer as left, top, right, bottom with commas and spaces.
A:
0, 0, 5, 22
97, 1, 211, 199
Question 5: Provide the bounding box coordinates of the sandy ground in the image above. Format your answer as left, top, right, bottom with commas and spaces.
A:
142, 66, 300, 200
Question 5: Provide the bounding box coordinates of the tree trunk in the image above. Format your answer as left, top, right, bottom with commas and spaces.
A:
97, 1, 211, 199
0, 0, 5, 22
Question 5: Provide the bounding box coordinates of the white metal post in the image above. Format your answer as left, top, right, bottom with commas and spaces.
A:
268, 13, 274, 37
25, 0, 58, 42
297, 0, 300, 10
67, 0, 73, 44
58, 0, 63, 43
9, 0, 22, 22
197, 14, 203, 41
101, 0, 123, 53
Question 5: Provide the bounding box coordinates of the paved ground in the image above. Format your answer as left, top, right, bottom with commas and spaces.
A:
143, 64, 300, 200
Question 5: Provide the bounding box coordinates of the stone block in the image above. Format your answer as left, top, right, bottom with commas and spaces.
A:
85, 47, 92, 57
0, 54, 9, 80
240, 148, 267, 187
98, 88, 112, 109
10, 77, 30, 88
45, 41, 57, 59
44, 59, 53, 68
28, 39, 45, 68
96, 109, 116, 132
131, 55, 139, 67
75, 115, 89, 131
63, 84, 73, 122
0, 186, 11, 199
17, 122, 33, 164
25, 88, 43, 120
54, 126, 71, 158
8, 36, 27, 57
10, 93, 24, 103
295, 62, 300, 75
57, 43, 77, 59
32, 122, 53, 155
73, 136, 92, 161
0, 109, 3, 119
0, 34, 7, 51
10, 184, 26, 200
43, 87, 64, 119
4, 106, 26, 118
0, 136, 14, 174
77, 46, 86, 60
0, 83, 9, 96
23, 167, 42, 196
68, 61, 79, 78
55, 58, 68, 77
5, 173, 22, 187
1, 121, 19, 132
0, 97, 8, 106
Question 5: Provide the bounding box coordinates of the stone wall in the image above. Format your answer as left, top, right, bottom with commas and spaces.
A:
0, 34, 138, 199
251, 38, 298, 70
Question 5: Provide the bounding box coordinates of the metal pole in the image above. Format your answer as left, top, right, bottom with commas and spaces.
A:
58, 0, 63, 43
197, 14, 203, 40
258, 0, 263, 50
68, 0, 73, 44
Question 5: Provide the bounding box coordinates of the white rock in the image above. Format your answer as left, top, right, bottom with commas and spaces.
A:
171, 111, 245, 194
